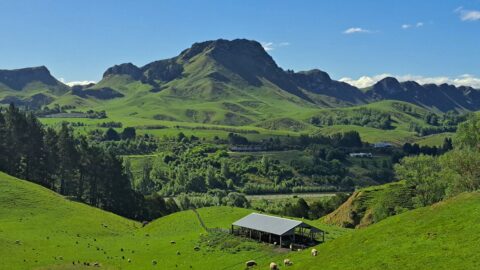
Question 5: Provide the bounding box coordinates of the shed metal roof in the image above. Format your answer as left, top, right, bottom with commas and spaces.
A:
232, 213, 306, 236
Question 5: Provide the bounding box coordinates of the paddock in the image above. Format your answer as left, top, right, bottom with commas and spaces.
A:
231, 213, 324, 249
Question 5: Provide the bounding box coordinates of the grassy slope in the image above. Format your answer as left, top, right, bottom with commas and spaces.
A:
0, 172, 346, 270
323, 181, 413, 228
41, 99, 449, 144
288, 192, 480, 270
2, 171, 480, 269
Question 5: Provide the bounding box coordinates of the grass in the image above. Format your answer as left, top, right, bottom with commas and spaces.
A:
39, 99, 453, 146
287, 192, 480, 270
323, 181, 413, 228
413, 132, 454, 146
0, 171, 346, 270
2, 171, 480, 269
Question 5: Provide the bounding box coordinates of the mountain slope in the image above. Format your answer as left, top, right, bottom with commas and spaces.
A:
366, 77, 480, 112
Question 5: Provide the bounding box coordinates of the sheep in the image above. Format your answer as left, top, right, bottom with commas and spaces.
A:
170, 240, 176, 244
270, 262, 278, 270
127, 258, 131, 263
245, 260, 257, 267
284, 259, 293, 266
311, 248, 318, 256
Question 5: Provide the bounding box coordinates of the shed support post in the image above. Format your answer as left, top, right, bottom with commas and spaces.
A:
280, 236, 282, 247
269, 234, 272, 243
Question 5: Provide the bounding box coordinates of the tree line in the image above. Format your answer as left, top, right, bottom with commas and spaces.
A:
395, 115, 480, 209
0, 104, 176, 220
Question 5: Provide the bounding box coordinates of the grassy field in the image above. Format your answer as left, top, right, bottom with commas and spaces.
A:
2, 171, 480, 269
413, 132, 454, 146
37, 98, 454, 145
0, 172, 347, 270
287, 192, 480, 270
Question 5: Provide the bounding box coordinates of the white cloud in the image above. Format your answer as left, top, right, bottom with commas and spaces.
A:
261, 41, 290, 51
339, 74, 480, 89
343, 27, 371, 34
455, 7, 480, 21
59, 78, 96, 87
401, 22, 424, 29
261, 42, 274, 51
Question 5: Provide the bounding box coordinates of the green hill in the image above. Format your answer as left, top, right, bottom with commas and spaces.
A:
323, 181, 414, 228
0, 171, 345, 270
288, 192, 480, 270
2, 171, 480, 269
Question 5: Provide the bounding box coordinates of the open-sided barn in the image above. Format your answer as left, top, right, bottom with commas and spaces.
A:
231, 213, 324, 249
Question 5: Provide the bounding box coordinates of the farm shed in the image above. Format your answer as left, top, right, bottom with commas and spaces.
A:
231, 213, 324, 248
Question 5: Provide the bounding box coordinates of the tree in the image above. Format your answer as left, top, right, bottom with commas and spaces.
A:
138, 159, 155, 195
395, 155, 445, 207
23, 113, 46, 184
223, 192, 249, 208
57, 122, 78, 195
104, 128, 120, 141
442, 137, 453, 152
440, 149, 480, 196
121, 127, 136, 140
455, 115, 480, 150
43, 127, 59, 189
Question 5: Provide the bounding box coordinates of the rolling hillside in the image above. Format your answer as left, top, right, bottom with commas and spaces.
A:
2, 170, 480, 269
0, 171, 345, 270
289, 192, 480, 270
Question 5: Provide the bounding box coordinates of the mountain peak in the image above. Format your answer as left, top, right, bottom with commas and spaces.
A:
371, 77, 403, 95
179, 39, 265, 61
296, 69, 332, 82
103, 63, 142, 79
0, 66, 60, 91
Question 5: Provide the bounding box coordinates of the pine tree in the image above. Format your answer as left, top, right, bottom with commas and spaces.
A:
57, 122, 78, 195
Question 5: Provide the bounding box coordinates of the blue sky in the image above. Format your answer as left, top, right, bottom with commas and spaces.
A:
0, 0, 479, 87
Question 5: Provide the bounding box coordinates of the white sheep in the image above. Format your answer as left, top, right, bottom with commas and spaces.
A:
311, 248, 318, 256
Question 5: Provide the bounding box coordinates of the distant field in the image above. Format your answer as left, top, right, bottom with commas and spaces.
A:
245, 192, 337, 200
413, 132, 454, 146
38, 99, 455, 145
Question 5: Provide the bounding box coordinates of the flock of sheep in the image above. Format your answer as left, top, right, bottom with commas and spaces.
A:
246, 248, 318, 269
